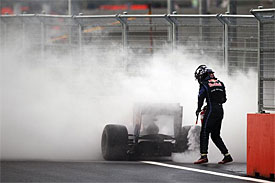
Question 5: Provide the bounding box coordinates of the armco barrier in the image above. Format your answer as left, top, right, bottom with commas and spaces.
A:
247, 113, 275, 180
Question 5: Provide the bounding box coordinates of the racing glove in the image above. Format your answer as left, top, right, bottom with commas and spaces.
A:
196, 109, 201, 117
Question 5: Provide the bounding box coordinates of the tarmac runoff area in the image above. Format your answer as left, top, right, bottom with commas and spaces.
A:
1, 160, 274, 183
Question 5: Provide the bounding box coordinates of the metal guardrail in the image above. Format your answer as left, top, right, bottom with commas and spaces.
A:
0, 9, 274, 112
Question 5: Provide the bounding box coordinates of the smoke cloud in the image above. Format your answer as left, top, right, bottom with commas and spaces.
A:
1, 37, 257, 162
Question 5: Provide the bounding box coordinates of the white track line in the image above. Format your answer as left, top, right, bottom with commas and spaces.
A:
141, 161, 273, 183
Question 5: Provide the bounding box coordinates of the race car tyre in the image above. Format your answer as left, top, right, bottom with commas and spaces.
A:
101, 124, 128, 161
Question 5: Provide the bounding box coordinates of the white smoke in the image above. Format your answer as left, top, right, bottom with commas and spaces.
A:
172, 125, 201, 163
1, 40, 257, 162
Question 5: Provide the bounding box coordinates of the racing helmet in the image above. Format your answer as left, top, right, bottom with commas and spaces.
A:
194, 65, 214, 83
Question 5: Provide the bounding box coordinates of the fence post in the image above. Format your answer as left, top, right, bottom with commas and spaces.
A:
122, 12, 128, 53
166, 12, 178, 51
116, 12, 128, 70
167, 0, 174, 45
1, 18, 8, 58
217, 14, 229, 72
69, 16, 73, 53
38, 15, 45, 59
251, 7, 264, 113
74, 13, 83, 59
224, 17, 229, 73
21, 16, 26, 52
116, 12, 128, 53
257, 15, 264, 113
78, 23, 82, 55
258, 21, 264, 113
172, 11, 178, 50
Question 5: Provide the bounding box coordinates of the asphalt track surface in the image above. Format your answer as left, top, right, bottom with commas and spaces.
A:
1, 160, 273, 183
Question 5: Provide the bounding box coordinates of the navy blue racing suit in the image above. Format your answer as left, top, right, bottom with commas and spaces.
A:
197, 76, 228, 155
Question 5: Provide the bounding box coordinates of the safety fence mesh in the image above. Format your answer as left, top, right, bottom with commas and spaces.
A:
175, 15, 224, 67
219, 15, 258, 73
251, 9, 275, 112
0, 9, 274, 112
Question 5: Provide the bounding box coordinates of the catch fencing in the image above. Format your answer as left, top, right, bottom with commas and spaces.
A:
0, 13, 258, 70
218, 14, 258, 73
251, 8, 275, 112
0, 8, 274, 112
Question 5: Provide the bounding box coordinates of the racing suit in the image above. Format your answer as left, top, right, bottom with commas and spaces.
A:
197, 76, 228, 155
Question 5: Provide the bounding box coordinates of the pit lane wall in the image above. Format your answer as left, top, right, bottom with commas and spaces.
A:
247, 113, 275, 180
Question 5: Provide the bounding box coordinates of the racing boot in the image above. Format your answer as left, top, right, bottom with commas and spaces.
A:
194, 154, 208, 164
218, 154, 233, 164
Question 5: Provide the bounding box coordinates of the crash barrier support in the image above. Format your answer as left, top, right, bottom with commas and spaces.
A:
251, 8, 275, 113
247, 113, 275, 180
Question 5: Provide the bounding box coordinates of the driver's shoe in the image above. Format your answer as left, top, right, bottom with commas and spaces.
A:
194, 155, 208, 164
218, 154, 233, 164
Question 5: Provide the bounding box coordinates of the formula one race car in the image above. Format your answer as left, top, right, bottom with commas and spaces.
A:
101, 103, 201, 160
